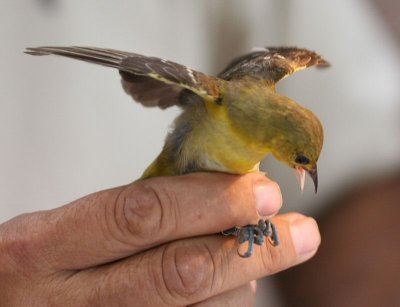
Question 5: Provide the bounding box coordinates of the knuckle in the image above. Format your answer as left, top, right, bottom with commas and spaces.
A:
114, 181, 178, 244
159, 242, 216, 301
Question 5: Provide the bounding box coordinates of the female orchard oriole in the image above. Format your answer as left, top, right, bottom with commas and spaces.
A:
26, 46, 329, 257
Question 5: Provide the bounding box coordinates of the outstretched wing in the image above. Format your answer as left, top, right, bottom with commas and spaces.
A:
25, 46, 220, 109
218, 47, 329, 85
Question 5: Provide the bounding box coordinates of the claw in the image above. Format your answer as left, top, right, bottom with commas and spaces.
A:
238, 234, 254, 258
222, 219, 280, 258
237, 227, 252, 244
253, 226, 265, 245
258, 219, 270, 236
269, 222, 280, 246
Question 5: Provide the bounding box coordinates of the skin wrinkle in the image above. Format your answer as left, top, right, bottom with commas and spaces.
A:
156, 182, 180, 242
170, 190, 181, 237
110, 187, 130, 244
161, 242, 215, 304
219, 239, 237, 293
201, 241, 218, 296
143, 251, 164, 306
258, 217, 293, 274
101, 191, 122, 254
94, 186, 145, 258
104, 186, 142, 252
159, 244, 181, 306
176, 245, 203, 298
174, 247, 188, 296
258, 241, 273, 276
162, 243, 188, 301
142, 183, 166, 242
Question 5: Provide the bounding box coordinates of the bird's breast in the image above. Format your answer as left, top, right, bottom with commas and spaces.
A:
182, 108, 269, 174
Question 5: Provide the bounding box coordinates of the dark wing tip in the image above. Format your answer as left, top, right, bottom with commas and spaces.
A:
24, 47, 51, 56
265, 46, 330, 68
315, 58, 331, 68
218, 46, 330, 82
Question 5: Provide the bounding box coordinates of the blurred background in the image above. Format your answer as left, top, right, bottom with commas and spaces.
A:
1, 0, 399, 306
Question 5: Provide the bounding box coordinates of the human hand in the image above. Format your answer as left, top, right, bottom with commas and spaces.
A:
0, 173, 320, 306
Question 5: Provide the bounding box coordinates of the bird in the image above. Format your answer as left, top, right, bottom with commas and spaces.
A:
25, 46, 329, 257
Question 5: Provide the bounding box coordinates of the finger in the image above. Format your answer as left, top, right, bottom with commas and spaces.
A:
189, 281, 257, 307
56, 213, 319, 306
3, 172, 282, 270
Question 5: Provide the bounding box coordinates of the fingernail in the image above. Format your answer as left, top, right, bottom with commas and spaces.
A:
290, 217, 321, 259
254, 183, 282, 217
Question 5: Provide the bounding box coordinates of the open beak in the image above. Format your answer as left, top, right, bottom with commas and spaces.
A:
294, 167, 306, 192
307, 165, 318, 193
294, 165, 318, 193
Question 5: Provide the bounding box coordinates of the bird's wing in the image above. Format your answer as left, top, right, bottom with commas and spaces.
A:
218, 47, 329, 85
25, 46, 220, 109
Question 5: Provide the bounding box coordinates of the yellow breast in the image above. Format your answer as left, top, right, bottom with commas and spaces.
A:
183, 99, 270, 174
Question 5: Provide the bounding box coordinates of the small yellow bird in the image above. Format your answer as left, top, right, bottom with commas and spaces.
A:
26, 46, 328, 257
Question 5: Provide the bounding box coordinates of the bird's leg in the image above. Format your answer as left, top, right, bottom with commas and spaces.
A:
237, 226, 255, 258
222, 219, 280, 257
221, 227, 240, 237
222, 224, 257, 257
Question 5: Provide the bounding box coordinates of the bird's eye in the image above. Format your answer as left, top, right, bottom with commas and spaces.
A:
295, 155, 310, 165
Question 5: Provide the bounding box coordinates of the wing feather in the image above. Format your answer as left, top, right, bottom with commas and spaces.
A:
25, 46, 219, 108
218, 47, 329, 84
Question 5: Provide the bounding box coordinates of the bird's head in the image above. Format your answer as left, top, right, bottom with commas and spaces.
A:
269, 105, 323, 193
225, 84, 323, 193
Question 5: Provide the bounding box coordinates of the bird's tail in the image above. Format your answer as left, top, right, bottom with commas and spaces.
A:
25, 46, 130, 69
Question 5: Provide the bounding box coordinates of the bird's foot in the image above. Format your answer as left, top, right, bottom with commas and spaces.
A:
222, 219, 279, 258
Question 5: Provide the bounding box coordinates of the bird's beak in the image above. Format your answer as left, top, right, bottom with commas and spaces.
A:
294, 165, 318, 193
307, 165, 318, 193
294, 167, 306, 192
